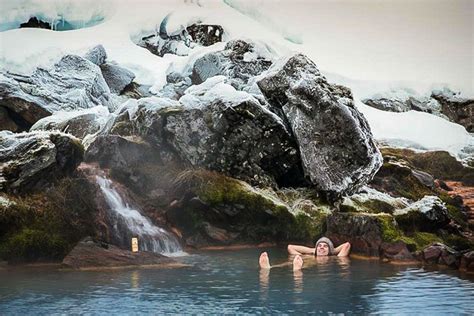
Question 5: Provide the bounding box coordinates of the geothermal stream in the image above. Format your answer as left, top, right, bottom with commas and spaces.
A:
96, 175, 183, 256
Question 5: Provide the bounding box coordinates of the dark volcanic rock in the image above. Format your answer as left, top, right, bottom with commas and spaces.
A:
0, 107, 19, 132
20, 17, 51, 29
432, 88, 474, 132
257, 53, 382, 199
422, 242, 461, 268
0, 131, 84, 193
100, 63, 135, 94
0, 55, 113, 126
186, 24, 223, 46
191, 40, 272, 88
169, 84, 304, 187
62, 237, 176, 269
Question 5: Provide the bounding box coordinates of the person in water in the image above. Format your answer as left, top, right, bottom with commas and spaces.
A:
259, 237, 351, 271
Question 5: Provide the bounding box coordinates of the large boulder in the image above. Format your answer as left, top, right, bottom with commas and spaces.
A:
0, 131, 84, 193
191, 40, 273, 89
257, 53, 382, 199
0, 55, 113, 128
108, 79, 305, 187
170, 78, 304, 186
432, 88, 474, 132
30, 106, 110, 139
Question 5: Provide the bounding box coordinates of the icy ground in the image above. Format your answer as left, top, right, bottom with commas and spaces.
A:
0, 0, 472, 158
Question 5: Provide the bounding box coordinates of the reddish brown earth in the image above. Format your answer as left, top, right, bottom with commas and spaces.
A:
445, 181, 474, 224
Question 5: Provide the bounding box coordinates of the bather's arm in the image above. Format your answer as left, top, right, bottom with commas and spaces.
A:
287, 244, 315, 255
334, 242, 351, 257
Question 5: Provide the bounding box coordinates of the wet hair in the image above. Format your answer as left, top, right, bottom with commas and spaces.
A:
315, 237, 335, 255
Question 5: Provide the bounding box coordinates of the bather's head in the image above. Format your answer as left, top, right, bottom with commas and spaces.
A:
315, 237, 334, 256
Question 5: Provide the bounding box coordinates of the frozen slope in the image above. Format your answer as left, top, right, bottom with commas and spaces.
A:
0, 0, 472, 158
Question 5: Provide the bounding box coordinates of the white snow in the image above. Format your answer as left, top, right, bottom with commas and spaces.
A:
0, 0, 472, 158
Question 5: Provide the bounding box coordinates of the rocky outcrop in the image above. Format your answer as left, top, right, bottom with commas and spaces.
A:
0, 131, 84, 193
0, 55, 113, 128
362, 93, 441, 115
431, 88, 474, 132
192, 40, 273, 89
85, 134, 158, 169
137, 22, 223, 58
460, 250, 474, 272
187, 24, 224, 46
394, 196, 450, 232
84, 44, 107, 66
258, 53, 382, 200
362, 88, 473, 132
62, 237, 176, 269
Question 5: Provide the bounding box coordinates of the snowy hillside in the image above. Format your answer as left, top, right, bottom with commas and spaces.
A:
0, 0, 472, 158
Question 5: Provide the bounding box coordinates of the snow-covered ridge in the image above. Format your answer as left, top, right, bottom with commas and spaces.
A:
0, 0, 472, 159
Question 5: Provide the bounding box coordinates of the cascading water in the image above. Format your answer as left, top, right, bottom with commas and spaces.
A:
96, 175, 183, 256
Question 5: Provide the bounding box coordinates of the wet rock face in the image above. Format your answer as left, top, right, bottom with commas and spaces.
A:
431, 89, 474, 132
257, 53, 382, 200
62, 237, 175, 269
0, 54, 113, 127
165, 98, 304, 187
326, 212, 385, 257
0, 131, 84, 193
191, 40, 273, 88
85, 135, 158, 169
421, 243, 461, 268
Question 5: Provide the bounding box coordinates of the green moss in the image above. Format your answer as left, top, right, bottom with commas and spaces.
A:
0, 228, 68, 262
0, 177, 98, 263
442, 235, 474, 251
399, 232, 442, 251
371, 162, 434, 200
377, 214, 402, 242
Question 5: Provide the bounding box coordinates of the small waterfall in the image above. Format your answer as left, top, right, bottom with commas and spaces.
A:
96, 175, 183, 256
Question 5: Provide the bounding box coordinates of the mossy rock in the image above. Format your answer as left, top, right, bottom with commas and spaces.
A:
0, 228, 68, 262
171, 169, 326, 243
399, 232, 442, 252
380, 147, 474, 185
0, 177, 98, 263
370, 162, 434, 200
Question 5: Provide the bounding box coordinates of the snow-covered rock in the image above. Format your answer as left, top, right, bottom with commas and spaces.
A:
258, 53, 383, 199
394, 196, 450, 231
191, 39, 273, 89
30, 106, 111, 139
84, 45, 107, 66
0, 54, 113, 128
431, 88, 474, 132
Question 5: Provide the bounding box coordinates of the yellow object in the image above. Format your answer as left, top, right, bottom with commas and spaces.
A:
131, 237, 139, 252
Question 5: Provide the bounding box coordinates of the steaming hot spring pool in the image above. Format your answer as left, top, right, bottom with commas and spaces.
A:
1, 248, 473, 314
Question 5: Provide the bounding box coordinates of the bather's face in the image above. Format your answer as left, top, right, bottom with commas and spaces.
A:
316, 242, 330, 256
